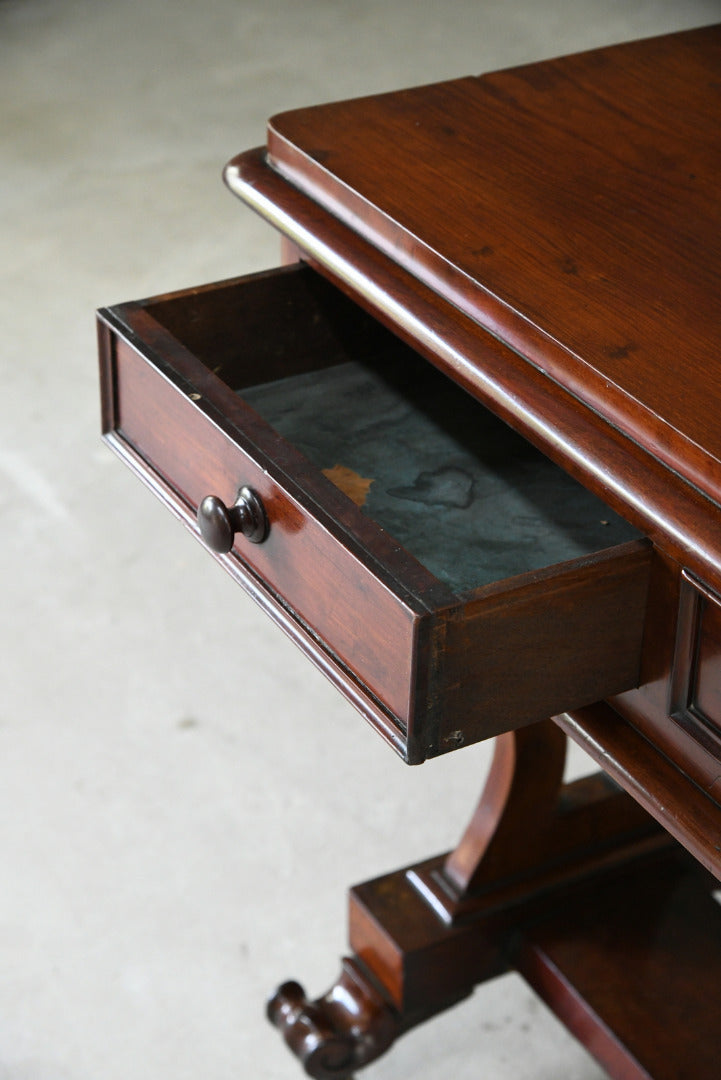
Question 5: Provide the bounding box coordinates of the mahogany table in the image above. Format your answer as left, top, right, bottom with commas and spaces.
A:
98, 24, 721, 1079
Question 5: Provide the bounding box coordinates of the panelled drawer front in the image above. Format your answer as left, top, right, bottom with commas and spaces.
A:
98, 264, 652, 763
671, 571, 721, 764
607, 554, 721, 806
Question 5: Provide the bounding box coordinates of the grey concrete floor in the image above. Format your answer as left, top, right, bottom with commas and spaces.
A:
2, 1, 719, 1078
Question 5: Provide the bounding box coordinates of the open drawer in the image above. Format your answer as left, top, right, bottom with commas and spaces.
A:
98, 263, 651, 763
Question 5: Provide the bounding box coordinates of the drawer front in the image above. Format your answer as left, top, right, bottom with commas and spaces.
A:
110, 332, 419, 733
671, 571, 721, 762
98, 264, 652, 763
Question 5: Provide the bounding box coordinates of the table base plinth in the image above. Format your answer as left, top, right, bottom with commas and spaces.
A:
268, 720, 721, 1078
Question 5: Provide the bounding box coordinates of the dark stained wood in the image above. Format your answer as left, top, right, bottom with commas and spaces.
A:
409, 723, 663, 926
98, 267, 651, 763
237, 28, 721, 1076
556, 703, 721, 880
438, 721, 660, 898
197, 486, 269, 551
444, 720, 567, 895
98, 24, 721, 1080
223, 142, 721, 834
435, 543, 650, 753
515, 855, 721, 1080
267, 720, 720, 1080
226, 148, 721, 597
108, 328, 420, 734
670, 572, 721, 758
610, 551, 721, 801
267, 959, 400, 1079
690, 599, 721, 737
348, 844, 721, 1080
266, 26, 721, 508
141, 263, 397, 389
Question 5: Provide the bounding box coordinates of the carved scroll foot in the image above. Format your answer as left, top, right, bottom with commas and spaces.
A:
268, 721, 671, 1077
267, 957, 400, 1078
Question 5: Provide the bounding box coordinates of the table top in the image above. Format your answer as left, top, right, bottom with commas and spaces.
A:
221, 25, 721, 873
267, 25, 721, 515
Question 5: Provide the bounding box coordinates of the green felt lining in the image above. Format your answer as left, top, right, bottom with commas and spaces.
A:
243, 355, 639, 595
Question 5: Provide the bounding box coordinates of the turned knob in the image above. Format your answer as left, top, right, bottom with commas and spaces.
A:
267, 960, 400, 1079
197, 485, 268, 553
268, 981, 356, 1077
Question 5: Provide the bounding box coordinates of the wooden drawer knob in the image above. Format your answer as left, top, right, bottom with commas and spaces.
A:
197, 486, 268, 552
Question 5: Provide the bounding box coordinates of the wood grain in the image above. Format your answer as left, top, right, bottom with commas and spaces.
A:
267, 26, 721, 507
99, 267, 651, 762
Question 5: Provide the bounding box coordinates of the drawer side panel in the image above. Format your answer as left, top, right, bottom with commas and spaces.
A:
431, 542, 651, 756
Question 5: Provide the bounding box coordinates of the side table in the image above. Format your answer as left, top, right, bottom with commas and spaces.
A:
99, 24, 721, 1078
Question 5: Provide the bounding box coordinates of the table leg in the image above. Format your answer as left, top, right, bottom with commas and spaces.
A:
267, 719, 714, 1078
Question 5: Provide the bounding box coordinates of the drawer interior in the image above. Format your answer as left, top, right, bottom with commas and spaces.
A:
103, 263, 651, 759
242, 357, 638, 594
147, 267, 639, 596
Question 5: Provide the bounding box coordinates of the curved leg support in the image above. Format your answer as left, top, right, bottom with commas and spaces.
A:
268, 720, 668, 1076
267, 957, 400, 1079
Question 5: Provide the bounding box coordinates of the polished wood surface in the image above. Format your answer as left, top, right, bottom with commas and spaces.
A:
515, 852, 721, 1080
267, 25, 721, 506
269, 721, 719, 1080
98, 267, 650, 762
100, 23, 721, 1080
224, 25, 721, 814
225, 147, 721, 800
226, 146, 721, 591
